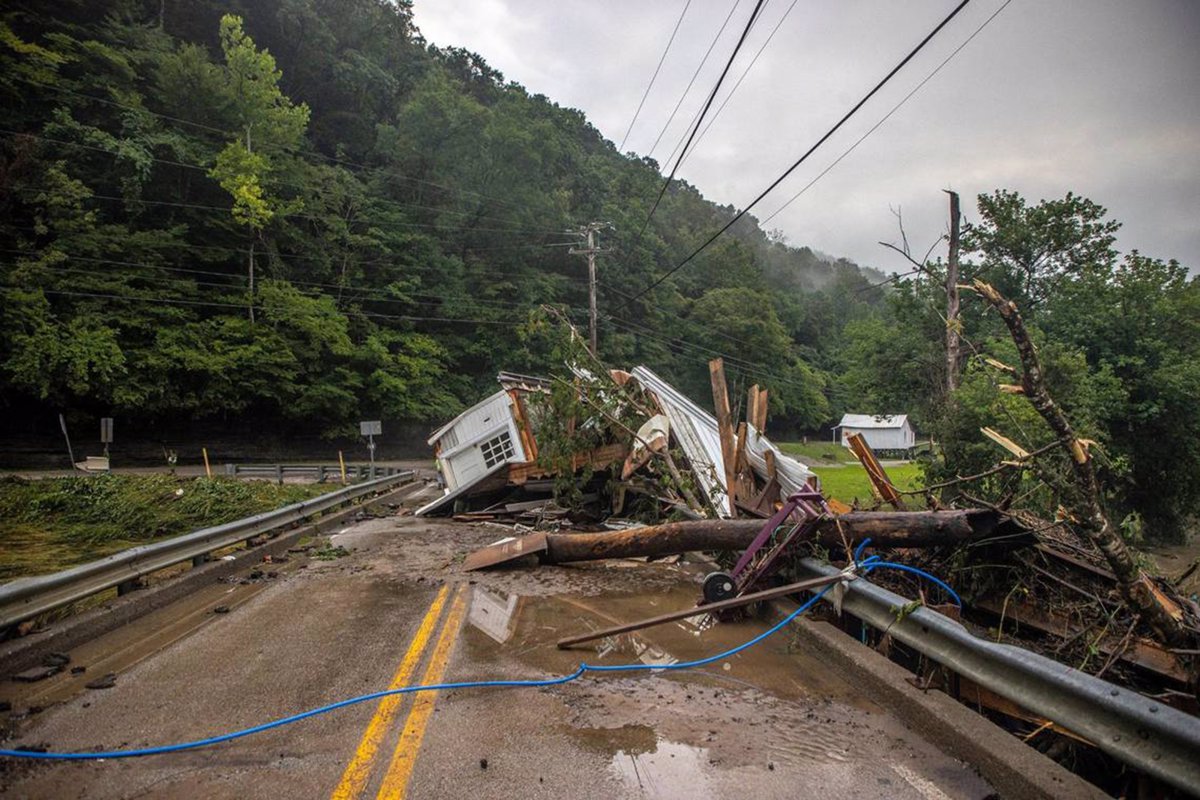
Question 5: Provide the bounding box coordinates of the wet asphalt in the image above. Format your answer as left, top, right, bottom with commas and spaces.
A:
1, 499, 997, 799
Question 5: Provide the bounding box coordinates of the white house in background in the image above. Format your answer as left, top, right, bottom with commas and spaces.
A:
834, 414, 916, 452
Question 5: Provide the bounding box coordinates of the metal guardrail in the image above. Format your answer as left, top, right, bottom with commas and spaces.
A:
0, 471, 415, 630
793, 558, 1200, 795
223, 463, 406, 483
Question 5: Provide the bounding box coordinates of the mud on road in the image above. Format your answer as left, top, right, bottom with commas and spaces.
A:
1, 500, 997, 799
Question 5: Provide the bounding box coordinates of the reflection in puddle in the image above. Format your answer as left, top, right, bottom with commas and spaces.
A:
461, 582, 870, 705
467, 585, 521, 643
611, 737, 715, 798
574, 725, 715, 799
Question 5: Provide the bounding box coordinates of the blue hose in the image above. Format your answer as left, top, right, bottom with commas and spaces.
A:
0, 557, 954, 761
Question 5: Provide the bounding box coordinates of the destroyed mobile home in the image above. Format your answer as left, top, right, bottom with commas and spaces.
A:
416, 353, 1200, 794
418, 365, 815, 522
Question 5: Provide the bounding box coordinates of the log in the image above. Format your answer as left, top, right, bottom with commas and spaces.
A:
541, 509, 1009, 564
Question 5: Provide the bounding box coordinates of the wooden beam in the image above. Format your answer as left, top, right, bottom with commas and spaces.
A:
846, 432, 906, 510
709, 358, 738, 517
755, 387, 769, 430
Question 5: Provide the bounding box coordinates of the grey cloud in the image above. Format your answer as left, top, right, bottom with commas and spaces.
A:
415, 0, 1200, 271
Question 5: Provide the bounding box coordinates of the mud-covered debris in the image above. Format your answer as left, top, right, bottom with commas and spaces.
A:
85, 673, 116, 690
41, 652, 70, 668
12, 665, 60, 683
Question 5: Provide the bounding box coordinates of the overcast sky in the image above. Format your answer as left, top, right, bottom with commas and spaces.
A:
413, 1, 1200, 274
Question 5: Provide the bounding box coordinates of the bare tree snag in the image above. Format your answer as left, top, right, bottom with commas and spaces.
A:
945, 190, 962, 393
970, 279, 1190, 647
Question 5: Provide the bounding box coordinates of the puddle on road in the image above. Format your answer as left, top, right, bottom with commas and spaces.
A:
573, 724, 716, 799
461, 575, 867, 705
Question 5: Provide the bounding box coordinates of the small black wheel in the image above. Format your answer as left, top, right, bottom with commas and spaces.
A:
702, 571, 736, 604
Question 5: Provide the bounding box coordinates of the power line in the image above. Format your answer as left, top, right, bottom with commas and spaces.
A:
1, 251, 586, 313
616, 0, 973, 310
645, 0, 744, 159
5, 185, 568, 236
618, 0, 693, 152
0, 129, 563, 235
606, 314, 816, 393
10, 74, 537, 214
668, 0, 800, 170
639, 0, 767, 235
1, 285, 538, 327
760, 0, 1013, 226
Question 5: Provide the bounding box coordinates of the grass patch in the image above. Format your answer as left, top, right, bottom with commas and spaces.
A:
775, 440, 854, 464
811, 463, 924, 506
0, 474, 333, 581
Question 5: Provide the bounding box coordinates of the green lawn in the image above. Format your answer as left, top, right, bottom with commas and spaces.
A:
809, 463, 924, 506
774, 440, 855, 464
0, 474, 334, 581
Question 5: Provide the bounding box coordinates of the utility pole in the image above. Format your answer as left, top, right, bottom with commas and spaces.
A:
568, 222, 613, 356
246, 125, 255, 324
944, 189, 961, 394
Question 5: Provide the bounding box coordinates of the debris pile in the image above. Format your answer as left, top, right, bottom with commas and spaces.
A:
419, 351, 1198, 712
417, 362, 819, 525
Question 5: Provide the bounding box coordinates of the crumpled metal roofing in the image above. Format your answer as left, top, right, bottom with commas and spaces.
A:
630, 366, 815, 517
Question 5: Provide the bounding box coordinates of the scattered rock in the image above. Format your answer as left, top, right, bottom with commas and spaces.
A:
85, 673, 117, 690
12, 665, 61, 683
479, 758, 488, 770
267, 571, 279, 579
42, 652, 71, 668
213, 605, 231, 614
249, 569, 264, 580
70, 666, 87, 675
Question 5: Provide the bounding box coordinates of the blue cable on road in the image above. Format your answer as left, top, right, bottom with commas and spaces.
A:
0, 554, 956, 761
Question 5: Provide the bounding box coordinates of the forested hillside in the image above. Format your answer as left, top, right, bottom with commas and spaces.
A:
0, 0, 884, 439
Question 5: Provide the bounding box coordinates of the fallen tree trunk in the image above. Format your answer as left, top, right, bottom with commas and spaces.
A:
542, 509, 1009, 564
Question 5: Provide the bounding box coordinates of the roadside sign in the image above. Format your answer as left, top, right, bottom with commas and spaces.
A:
100, 417, 114, 443
360, 420, 382, 437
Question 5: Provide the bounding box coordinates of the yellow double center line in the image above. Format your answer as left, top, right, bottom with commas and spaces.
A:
330, 584, 469, 800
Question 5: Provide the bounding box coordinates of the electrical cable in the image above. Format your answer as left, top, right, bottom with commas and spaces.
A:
618, 0, 693, 152
759, 0, 1013, 227
616, 0, 973, 311
639, 0, 767, 236
645, 0, 744, 160
666, 0, 800, 171
0, 556, 957, 760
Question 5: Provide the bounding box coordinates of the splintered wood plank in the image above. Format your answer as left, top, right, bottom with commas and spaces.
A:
709, 358, 738, 518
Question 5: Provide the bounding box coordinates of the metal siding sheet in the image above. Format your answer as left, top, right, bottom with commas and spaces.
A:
631, 366, 731, 516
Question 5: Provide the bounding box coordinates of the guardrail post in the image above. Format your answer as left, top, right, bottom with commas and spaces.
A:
117, 579, 139, 596
275, 464, 284, 485
192, 553, 211, 568
225, 463, 236, 477
317, 465, 326, 483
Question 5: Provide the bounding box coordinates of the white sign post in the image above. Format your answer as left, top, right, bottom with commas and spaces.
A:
360, 420, 382, 475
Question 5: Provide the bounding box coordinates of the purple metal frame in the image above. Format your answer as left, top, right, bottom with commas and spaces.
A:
729, 488, 829, 594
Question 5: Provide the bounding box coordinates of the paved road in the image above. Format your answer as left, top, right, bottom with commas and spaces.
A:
1, 500, 996, 799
